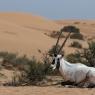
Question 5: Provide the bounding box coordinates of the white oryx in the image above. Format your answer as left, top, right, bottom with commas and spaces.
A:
51, 54, 95, 87
51, 29, 95, 87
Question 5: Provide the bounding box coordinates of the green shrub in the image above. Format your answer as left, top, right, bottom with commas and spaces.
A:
70, 41, 82, 49
70, 33, 84, 40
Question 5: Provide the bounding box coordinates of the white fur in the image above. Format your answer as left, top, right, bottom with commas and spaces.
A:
51, 55, 95, 84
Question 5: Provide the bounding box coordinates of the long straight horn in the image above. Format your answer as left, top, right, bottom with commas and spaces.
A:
55, 30, 63, 54
58, 31, 71, 54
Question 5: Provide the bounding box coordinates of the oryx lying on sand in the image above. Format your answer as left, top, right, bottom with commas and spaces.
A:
51, 28, 95, 87
51, 54, 95, 87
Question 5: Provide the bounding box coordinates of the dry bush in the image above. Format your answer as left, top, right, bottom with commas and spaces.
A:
50, 31, 64, 38
74, 22, 80, 24
70, 41, 82, 49
66, 41, 95, 67
70, 33, 84, 40
61, 25, 80, 33
2, 53, 53, 86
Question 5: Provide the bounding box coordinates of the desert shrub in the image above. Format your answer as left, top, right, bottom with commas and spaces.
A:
70, 41, 82, 49
42, 53, 53, 75
74, 22, 80, 24
3, 71, 26, 86
70, 33, 84, 40
12, 55, 30, 70
0, 51, 17, 61
1, 53, 30, 70
61, 25, 80, 33
81, 41, 95, 67
19, 61, 50, 85
26, 62, 45, 83
66, 52, 82, 63
66, 41, 95, 67
50, 31, 64, 38
4, 56, 53, 86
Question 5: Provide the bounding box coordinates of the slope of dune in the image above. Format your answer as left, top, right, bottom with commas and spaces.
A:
0, 13, 95, 60
0, 13, 61, 59
0, 13, 61, 32
56, 20, 95, 37
0, 15, 95, 95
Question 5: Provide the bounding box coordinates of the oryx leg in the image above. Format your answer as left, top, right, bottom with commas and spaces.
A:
87, 77, 95, 88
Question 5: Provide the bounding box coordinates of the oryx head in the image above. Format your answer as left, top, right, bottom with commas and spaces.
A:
51, 54, 63, 70
51, 26, 79, 70
51, 28, 71, 70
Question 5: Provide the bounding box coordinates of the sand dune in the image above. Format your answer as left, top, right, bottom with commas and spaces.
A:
56, 20, 95, 37
0, 13, 61, 59
0, 13, 95, 60
0, 13, 95, 95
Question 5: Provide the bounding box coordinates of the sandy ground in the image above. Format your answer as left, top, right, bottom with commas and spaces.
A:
0, 13, 61, 59
0, 86, 95, 95
0, 69, 95, 95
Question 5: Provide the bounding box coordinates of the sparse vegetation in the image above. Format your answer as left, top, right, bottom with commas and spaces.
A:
74, 22, 80, 24
81, 41, 95, 67
0, 52, 53, 86
0, 52, 30, 71
70, 33, 84, 40
66, 52, 83, 63
66, 41, 95, 67
3, 71, 26, 86
50, 31, 64, 38
70, 41, 82, 49
61, 25, 80, 33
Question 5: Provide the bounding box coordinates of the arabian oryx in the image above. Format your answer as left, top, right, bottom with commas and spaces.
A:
51, 30, 95, 87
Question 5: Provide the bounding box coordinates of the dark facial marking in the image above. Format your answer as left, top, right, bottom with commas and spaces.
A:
56, 58, 60, 69
54, 54, 57, 57
52, 59, 55, 64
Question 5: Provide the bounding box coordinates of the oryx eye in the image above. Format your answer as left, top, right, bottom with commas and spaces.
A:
57, 58, 60, 63
52, 59, 55, 64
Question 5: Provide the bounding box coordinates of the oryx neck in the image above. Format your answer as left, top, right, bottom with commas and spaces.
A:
61, 58, 72, 67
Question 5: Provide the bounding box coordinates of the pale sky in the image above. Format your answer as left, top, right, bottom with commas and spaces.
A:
0, 0, 95, 19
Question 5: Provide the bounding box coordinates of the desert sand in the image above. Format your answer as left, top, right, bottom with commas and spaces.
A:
0, 13, 95, 95
0, 86, 95, 95
0, 69, 95, 95
0, 13, 61, 59
0, 13, 95, 60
